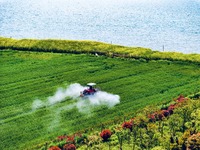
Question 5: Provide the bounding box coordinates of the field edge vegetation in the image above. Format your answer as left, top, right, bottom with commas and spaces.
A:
0, 37, 200, 63
39, 94, 200, 150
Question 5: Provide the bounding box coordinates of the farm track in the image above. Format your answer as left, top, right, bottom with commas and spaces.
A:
0, 50, 200, 150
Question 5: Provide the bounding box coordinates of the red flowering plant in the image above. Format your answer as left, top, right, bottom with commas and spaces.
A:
161, 110, 170, 117
176, 95, 187, 102
66, 135, 75, 144
158, 113, 165, 120
168, 104, 175, 114
63, 144, 76, 150
148, 114, 156, 122
100, 129, 112, 141
57, 135, 68, 141
48, 146, 61, 150
151, 112, 158, 121
122, 121, 133, 131
151, 111, 164, 121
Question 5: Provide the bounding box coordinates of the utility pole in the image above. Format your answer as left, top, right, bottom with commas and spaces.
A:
162, 45, 165, 52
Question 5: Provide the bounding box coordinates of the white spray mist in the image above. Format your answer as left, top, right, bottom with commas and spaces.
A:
32, 83, 120, 111
32, 83, 120, 131
32, 99, 44, 110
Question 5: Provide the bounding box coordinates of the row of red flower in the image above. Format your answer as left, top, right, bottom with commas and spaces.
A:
121, 95, 188, 131
48, 144, 76, 150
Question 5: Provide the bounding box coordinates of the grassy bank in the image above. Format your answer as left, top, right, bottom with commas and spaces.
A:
1, 49, 200, 149
0, 37, 200, 63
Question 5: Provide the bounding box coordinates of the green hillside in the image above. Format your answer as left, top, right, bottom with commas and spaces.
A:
0, 49, 199, 149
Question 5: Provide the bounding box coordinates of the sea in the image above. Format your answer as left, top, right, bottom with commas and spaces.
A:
0, 0, 200, 54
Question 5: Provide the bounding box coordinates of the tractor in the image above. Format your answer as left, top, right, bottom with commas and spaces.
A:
80, 83, 98, 97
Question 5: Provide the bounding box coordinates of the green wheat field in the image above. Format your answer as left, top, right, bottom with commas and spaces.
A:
1, 46, 200, 149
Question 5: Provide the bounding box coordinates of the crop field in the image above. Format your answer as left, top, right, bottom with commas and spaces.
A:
0, 49, 200, 149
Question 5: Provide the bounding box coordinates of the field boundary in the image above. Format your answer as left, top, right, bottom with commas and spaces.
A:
0, 37, 200, 63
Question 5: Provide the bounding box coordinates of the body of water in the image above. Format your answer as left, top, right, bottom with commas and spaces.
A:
0, 0, 200, 53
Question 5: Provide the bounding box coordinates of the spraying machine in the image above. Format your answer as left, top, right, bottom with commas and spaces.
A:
80, 83, 98, 97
